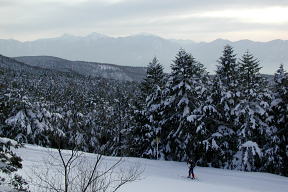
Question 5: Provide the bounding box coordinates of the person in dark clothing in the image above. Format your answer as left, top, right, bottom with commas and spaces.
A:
187, 159, 196, 179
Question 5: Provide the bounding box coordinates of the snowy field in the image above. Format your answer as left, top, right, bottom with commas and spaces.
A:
15, 145, 288, 192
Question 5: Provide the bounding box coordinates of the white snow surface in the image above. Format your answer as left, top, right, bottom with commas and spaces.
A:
14, 145, 288, 192
0, 137, 18, 146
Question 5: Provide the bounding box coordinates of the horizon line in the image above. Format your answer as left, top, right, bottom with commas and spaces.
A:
1, 32, 287, 44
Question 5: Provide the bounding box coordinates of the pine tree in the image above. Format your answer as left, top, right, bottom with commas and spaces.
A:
216, 45, 239, 88
232, 51, 270, 171
192, 45, 239, 168
142, 57, 165, 159
264, 64, 288, 176
131, 57, 165, 159
141, 57, 165, 98
161, 49, 208, 161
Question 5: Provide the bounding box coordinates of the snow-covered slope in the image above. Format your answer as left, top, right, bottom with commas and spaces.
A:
15, 145, 288, 192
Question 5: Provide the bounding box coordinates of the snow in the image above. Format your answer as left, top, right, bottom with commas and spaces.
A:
212, 132, 222, 137
211, 139, 219, 149
5, 111, 26, 127
13, 144, 288, 192
99, 64, 118, 71
203, 105, 217, 113
241, 141, 262, 157
182, 106, 190, 117
178, 96, 189, 107
187, 115, 197, 122
271, 98, 281, 107
0, 137, 18, 146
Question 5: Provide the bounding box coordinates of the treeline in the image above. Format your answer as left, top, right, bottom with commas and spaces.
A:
0, 45, 287, 177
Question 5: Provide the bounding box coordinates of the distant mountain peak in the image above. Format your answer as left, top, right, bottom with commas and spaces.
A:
61, 33, 74, 37
59, 33, 79, 39
58, 32, 110, 41
85, 32, 110, 40
234, 39, 254, 44
130, 32, 162, 38
211, 38, 231, 44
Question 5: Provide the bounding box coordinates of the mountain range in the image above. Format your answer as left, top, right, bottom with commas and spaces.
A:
0, 33, 287, 74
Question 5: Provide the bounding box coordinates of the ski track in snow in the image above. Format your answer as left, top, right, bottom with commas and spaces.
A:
15, 145, 288, 192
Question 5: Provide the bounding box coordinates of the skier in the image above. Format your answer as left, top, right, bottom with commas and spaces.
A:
187, 158, 196, 179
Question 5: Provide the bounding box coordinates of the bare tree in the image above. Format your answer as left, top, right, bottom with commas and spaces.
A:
30, 134, 142, 192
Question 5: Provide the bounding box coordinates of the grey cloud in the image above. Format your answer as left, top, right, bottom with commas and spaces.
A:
0, 0, 18, 7
1, 0, 287, 41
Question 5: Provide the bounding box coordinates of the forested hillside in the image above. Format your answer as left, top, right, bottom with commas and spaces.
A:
0, 45, 287, 179
14, 56, 147, 81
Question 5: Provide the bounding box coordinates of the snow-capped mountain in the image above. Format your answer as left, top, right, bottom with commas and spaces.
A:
0, 33, 287, 74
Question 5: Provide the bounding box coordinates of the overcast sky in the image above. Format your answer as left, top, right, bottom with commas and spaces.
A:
1, 0, 288, 42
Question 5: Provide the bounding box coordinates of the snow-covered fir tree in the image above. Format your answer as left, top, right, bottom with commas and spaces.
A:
264, 64, 288, 176
141, 57, 165, 98
190, 45, 239, 168
131, 57, 165, 159
161, 49, 209, 161
232, 51, 271, 171
142, 57, 165, 159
